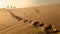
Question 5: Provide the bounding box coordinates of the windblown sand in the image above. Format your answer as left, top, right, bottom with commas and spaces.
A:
0, 4, 60, 34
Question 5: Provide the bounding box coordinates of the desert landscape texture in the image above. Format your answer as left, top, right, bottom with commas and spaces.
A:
0, 4, 60, 34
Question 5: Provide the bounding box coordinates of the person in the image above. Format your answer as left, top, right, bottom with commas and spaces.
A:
7, 6, 9, 9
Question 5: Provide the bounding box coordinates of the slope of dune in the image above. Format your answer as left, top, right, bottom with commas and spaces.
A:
0, 4, 60, 34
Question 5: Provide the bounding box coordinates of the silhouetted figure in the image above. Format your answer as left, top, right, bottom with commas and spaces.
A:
7, 6, 9, 9
8, 10, 23, 21
11, 6, 13, 8
33, 21, 40, 27
44, 25, 53, 34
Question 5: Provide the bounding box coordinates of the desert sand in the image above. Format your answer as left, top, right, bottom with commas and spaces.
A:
0, 4, 60, 34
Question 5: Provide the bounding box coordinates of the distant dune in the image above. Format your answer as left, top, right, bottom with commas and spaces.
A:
0, 4, 60, 34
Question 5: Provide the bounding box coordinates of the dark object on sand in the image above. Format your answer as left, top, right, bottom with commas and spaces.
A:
52, 30, 59, 33
39, 22, 44, 27
33, 21, 40, 27
44, 25, 53, 34
45, 25, 52, 30
23, 20, 28, 23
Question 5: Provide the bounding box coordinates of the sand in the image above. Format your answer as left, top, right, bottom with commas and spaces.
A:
0, 4, 60, 34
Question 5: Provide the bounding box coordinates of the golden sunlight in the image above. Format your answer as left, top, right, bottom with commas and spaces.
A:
0, 0, 60, 8
0, 0, 5, 8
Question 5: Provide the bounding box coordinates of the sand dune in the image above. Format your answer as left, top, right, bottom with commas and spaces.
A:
0, 4, 60, 34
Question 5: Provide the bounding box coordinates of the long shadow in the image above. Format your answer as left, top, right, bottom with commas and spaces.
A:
7, 10, 23, 21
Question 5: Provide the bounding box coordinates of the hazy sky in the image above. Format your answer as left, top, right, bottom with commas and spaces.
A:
0, 0, 60, 8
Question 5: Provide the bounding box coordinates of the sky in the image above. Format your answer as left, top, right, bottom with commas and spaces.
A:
0, 0, 60, 8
